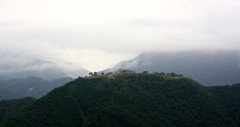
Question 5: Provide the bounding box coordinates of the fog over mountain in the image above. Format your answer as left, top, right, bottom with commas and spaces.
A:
109, 50, 240, 86
1, 0, 240, 71
1, 0, 240, 126
0, 53, 89, 80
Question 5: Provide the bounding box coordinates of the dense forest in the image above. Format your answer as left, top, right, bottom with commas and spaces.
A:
0, 73, 240, 127
0, 97, 36, 121
208, 84, 240, 126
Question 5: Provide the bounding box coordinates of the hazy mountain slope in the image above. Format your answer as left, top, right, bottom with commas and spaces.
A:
0, 68, 69, 81
0, 97, 36, 121
0, 77, 73, 100
0, 74, 236, 127
0, 88, 13, 101
0, 55, 68, 80
50, 77, 76, 88
0, 53, 89, 80
111, 50, 240, 86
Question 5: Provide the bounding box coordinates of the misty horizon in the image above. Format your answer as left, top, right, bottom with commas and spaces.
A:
2, 1, 240, 126
1, 0, 240, 71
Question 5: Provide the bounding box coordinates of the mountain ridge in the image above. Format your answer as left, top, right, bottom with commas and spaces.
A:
108, 50, 240, 86
0, 73, 238, 127
0, 52, 89, 80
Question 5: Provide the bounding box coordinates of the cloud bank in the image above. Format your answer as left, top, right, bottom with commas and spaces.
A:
0, 0, 240, 71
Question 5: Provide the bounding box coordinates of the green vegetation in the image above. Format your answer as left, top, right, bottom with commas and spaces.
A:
208, 84, 240, 126
0, 73, 239, 127
0, 97, 36, 121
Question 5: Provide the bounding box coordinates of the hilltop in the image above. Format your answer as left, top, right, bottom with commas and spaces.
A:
109, 50, 240, 86
0, 73, 238, 127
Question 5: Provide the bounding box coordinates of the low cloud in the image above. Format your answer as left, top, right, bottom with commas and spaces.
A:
0, 53, 55, 74
0, 0, 240, 71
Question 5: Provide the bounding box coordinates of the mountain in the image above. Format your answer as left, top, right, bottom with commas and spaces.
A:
0, 77, 73, 100
0, 73, 237, 127
0, 53, 89, 80
0, 88, 13, 101
0, 97, 36, 121
110, 50, 240, 86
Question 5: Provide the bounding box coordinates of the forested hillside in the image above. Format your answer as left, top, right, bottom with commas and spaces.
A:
0, 73, 238, 127
208, 84, 240, 126
0, 97, 36, 121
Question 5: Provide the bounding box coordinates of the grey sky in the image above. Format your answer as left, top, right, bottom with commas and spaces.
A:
0, 0, 240, 71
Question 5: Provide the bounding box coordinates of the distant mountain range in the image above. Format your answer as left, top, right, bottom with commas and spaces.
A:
0, 77, 73, 100
0, 53, 89, 80
0, 52, 88, 100
1, 50, 240, 126
108, 50, 240, 86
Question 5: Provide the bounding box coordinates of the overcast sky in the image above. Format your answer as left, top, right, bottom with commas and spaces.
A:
0, 0, 240, 71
